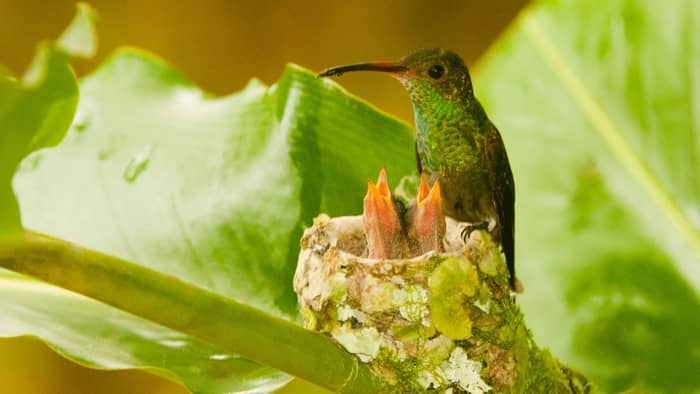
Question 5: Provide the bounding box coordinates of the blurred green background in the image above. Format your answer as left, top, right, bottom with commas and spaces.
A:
0, 1, 526, 392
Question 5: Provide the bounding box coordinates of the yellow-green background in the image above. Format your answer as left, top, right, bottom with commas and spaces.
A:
0, 1, 525, 392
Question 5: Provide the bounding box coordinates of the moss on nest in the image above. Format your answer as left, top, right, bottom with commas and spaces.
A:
294, 214, 593, 393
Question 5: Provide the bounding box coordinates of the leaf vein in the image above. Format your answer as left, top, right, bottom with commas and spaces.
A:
523, 17, 700, 290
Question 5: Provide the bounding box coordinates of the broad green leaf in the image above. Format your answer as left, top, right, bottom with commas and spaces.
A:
56, 3, 98, 59
6, 40, 413, 392
6, 0, 697, 392
0, 3, 96, 234
0, 229, 363, 392
15, 52, 413, 317
0, 276, 288, 393
475, 0, 700, 392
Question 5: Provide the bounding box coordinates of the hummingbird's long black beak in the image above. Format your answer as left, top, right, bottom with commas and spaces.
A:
317, 62, 407, 78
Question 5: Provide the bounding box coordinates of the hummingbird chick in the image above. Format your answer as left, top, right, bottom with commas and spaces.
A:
406, 174, 445, 256
362, 168, 406, 259
320, 48, 518, 290
362, 168, 448, 260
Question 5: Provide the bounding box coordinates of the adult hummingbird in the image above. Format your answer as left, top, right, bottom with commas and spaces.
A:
319, 48, 517, 290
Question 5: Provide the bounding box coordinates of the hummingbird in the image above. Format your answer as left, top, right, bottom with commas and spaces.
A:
319, 48, 517, 290
405, 172, 445, 256
362, 168, 406, 259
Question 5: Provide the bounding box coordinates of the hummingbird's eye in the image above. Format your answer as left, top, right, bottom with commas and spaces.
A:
428, 64, 445, 79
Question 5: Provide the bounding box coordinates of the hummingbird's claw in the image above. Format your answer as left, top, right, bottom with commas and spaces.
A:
363, 168, 404, 259
407, 174, 446, 255
459, 220, 491, 241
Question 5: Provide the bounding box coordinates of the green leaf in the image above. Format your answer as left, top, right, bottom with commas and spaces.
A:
0, 276, 289, 393
0, 230, 375, 392
0, 3, 96, 235
8, 0, 696, 392
56, 3, 98, 59
15, 51, 414, 318
5, 32, 412, 393
475, 0, 700, 392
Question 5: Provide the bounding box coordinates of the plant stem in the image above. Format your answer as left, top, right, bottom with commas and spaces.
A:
0, 230, 381, 393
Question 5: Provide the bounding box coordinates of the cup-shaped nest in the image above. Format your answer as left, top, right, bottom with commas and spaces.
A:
294, 214, 521, 393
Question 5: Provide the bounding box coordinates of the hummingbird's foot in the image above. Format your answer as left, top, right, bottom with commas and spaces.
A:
460, 220, 491, 241
407, 173, 446, 256
363, 168, 405, 259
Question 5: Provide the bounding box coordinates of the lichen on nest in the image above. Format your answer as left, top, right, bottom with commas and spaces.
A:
294, 171, 591, 393
294, 212, 521, 393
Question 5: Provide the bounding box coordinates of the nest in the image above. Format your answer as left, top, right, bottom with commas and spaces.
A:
294, 214, 519, 393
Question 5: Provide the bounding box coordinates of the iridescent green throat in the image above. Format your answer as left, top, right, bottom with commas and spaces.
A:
410, 83, 484, 173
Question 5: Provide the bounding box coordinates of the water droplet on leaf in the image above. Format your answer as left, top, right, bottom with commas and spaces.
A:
123, 146, 152, 182
159, 338, 187, 348
18, 152, 45, 173
74, 121, 88, 132
72, 113, 92, 132
209, 354, 234, 361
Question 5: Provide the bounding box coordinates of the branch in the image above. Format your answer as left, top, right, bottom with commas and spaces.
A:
0, 230, 381, 392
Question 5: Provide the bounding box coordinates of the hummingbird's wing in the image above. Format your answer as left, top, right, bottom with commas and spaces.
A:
489, 124, 516, 289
